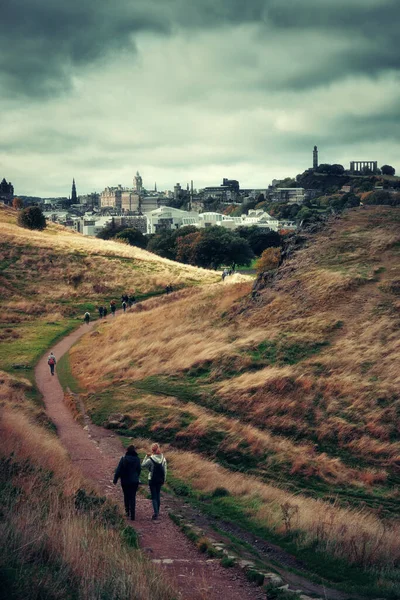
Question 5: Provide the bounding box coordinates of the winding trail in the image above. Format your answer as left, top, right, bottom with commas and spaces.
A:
35, 320, 265, 600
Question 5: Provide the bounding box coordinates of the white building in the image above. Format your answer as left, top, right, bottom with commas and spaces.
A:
145, 206, 199, 234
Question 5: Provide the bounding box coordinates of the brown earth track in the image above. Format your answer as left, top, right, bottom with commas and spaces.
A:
35, 320, 265, 600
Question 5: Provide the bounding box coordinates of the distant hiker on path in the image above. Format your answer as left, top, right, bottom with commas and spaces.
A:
142, 443, 167, 520
113, 445, 141, 521
128, 294, 136, 307
110, 300, 116, 317
98, 306, 104, 319
84, 311, 90, 325
47, 352, 56, 376
122, 301, 127, 313
103, 306, 108, 318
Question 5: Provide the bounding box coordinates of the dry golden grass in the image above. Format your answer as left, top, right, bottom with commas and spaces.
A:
133, 438, 400, 572
71, 207, 400, 492
0, 205, 221, 330
0, 386, 175, 600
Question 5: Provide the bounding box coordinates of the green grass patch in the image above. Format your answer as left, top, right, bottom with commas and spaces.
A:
248, 339, 328, 366
0, 318, 79, 373
57, 351, 83, 394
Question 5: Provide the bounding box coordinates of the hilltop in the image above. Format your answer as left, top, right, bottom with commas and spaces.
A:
69, 206, 400, 597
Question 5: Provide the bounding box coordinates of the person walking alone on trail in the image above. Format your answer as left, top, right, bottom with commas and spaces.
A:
110, 300, 116, 317
122, 300, 127, 313
98, 305, 104, 319
47, 352, 56, 376
142, 443, 167, 520
84, 311, 90, 325
113, 445, 141, 521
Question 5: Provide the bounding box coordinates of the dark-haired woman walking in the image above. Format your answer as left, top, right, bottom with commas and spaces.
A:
113, 445, 141, 520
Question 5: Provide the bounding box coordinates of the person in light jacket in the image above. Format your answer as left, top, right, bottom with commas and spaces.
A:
142, 443, 167, 520
113, 445, 141, 521
47, 352, 56, 376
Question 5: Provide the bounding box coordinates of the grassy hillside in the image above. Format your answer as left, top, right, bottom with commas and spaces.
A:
0, 371, 175, 599
0, 204, 219, 375
0, 205, 222, 599
70, 206, 400, 597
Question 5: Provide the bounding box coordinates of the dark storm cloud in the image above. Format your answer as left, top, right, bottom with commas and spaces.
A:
2, 0, 399, 98
266, 0, 400, 85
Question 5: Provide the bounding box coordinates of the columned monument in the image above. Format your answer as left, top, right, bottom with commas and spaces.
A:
349, 161, 378, 174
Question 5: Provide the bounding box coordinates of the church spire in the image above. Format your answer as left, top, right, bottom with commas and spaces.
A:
71, 178, 77, 203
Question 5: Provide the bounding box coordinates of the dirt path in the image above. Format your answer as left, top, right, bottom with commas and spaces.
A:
35, 321, 265, 600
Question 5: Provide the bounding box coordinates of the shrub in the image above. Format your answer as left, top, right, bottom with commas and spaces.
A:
17, 206, 46, 230
256, 247, 281, 274
212, 487, 230, 498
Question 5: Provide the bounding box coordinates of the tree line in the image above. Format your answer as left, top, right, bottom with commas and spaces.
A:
98, 221, 282, 269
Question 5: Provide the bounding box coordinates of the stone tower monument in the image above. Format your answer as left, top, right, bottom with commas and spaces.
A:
134, 171, 143, 194
313, 146, 318, 170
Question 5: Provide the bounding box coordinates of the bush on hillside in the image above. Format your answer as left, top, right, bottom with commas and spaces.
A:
256, 247, 281, 273
17, 206, 46, 230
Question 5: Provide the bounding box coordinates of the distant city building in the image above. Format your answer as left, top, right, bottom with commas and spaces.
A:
173, 183, 182, 199
145, 206, 198, 234
141, 196, 167, 213
201, 178, 240, 202
0, 177, 14, 204
100, 185, 140, 212
269, 188, 305, 204
68, 214, 147, 236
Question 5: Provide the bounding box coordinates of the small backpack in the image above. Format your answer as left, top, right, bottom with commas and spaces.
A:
48, 357, 55, 365
150, 458, 165, 484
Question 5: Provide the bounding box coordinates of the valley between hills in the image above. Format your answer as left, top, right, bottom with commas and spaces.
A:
1, 204, 399, 599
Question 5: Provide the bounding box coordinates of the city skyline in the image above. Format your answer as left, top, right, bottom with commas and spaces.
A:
1, 0, 399, 197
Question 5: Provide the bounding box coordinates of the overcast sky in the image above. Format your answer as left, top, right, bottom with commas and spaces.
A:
1, 0, 399, 197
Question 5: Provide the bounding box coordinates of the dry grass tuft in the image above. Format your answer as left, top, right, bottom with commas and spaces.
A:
0, 388, 175, 600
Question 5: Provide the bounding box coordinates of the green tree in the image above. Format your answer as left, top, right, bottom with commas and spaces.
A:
190, 227, 253, 269
381, 165, 395, 176
96, 219, 126, 240
115, 228, 147, 249
147, 225, 198, 260
176, 231, 202, 264
146, 230, 176, 259
236, 226, 281, 256
17, 206, 46, 230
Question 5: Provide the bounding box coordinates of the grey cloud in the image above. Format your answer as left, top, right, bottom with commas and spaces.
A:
3, 0, 399, 98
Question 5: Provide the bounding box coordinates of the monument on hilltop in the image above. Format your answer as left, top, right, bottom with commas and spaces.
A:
134, 171, 143, 194
349, 161, 378, 174
313, 146, 318, 170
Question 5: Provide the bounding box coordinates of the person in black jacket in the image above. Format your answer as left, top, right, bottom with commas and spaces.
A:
113, 445, 141, 520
